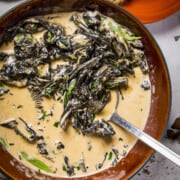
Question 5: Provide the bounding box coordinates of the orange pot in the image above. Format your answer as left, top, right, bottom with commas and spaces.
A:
123, 0, 180, 23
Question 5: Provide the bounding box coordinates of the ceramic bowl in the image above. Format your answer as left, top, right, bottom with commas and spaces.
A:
0, 0, 171, 179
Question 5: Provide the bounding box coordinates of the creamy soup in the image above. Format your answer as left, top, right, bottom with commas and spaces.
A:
0, 11, 151, 178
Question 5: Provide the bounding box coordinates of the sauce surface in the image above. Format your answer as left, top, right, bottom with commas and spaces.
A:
0, 12, 151, 177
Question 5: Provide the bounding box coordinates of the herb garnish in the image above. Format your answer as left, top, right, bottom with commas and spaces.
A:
0, 137, 8, 148
0, 83, 9, 97
20, 151, 53, 173
39, 111, 47, 120
64, 79, 76, 106
44, 82, 56, 98
12, 104, 23, 109
17, 105, 23, 109
75, 166, 80, 170
39, 110, 53, 120
91, 81, 98, 89
108, 21, 141, 41
53, 121, 59, 128
108, 151, 113, 160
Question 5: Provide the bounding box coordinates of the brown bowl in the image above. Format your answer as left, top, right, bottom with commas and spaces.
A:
0, 0, 171, 179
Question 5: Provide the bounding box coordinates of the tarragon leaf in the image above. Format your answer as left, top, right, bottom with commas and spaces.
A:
108, 22, 141, 41
53, 121, 59, 128
64, 79, 76, 106
0, 137, 8, 148
20, 151, 52, 173
108, 151, 113, 160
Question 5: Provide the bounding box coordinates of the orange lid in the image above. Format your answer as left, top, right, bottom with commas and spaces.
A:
122, 0, 180, 23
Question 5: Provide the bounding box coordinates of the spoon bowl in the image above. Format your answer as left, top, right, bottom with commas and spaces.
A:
110, 112, 180, 166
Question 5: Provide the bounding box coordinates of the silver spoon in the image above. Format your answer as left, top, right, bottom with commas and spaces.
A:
109, 90, 180, 166
109, 112, 180, 166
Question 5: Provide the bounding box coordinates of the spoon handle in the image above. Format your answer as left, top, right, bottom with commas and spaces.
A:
110, 112, 180, 166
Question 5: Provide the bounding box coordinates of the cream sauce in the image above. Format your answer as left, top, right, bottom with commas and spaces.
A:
0, 12, 151, 177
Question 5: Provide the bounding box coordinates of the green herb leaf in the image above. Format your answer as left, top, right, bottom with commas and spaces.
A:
74, 166, 80, 170
12, 104, 23, 109
44, 82, 56, 98
53, 121, 59, 128
91, 81, 98, 89
59, 99, 63, 103
39, 110, 53, 120
108, 22, 141, 41
118, 137, 123, 141
44, 87, 52, 98
62, 164, 66, 171
0, 137, 8, 148
64, 79, 76, 106
20, 151, 52, 173
40, 111, 47, 120
14, 33, 21, 43
108, 151, 113, 160
31, 24, 38, 30
17, 105, 23, 109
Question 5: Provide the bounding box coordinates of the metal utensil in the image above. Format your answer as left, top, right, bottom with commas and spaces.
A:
109, 111, 180, 166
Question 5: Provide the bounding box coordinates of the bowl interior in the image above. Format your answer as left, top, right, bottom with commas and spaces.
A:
0, 0, 171, 179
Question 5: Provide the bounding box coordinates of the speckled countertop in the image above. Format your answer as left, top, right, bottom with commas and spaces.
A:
0, 1, 179, 179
